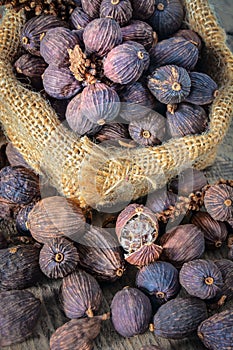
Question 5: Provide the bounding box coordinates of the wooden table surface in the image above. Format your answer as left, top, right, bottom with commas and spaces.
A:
1, 0, 233, 349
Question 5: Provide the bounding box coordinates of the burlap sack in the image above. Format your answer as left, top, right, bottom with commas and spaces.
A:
0, 1, 232, 209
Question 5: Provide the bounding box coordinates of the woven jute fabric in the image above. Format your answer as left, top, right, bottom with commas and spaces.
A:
0, 1, 233, 208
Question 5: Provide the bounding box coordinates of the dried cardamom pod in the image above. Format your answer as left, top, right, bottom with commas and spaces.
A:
136, 261, 180, 306
149, 37, 199, 71
173, 29, 202, 51
129, 111, 166, 146
125, 243, 163, 267
27, 196, 86, 244
131, 0, 155, 20
70, 6, 93, 30
94, 123, 129, 143
119, 81, 158, 122
81, 0, 102, 18
104, 41, 150, 85
166, 102, 208, 138
80, 82, 120, 125
100, 0, 133, 26
40, 27, 81, 66
66, 93, 101, 135
146, 187, 178, 213
77, 226, 125, 282
0, 289, 41, 347
0, 197, 19, 220
42, 64, 82, 99
20, 14, 68, 56
61, 269, 103, 318
168, 168, 207, 195
39, 237, 79, 279
152, 297, 208, 339
214, 259, 233, 304
6, 143, 31, 169
83, 18, 122, 57
148, 0, 184, 39
0, 244, 42, 290
0, 166, 40, 205
198, 309, 233, 350
14, 53, 47, 78
160, 224, 205, 268
16, 202, 36, 235
148, 65, 191, 104
116, 203, 159, 253
185, 72, 218, 105
111, 287, 152, 337
50, 314, 109, 350
121, 20, 157, 50
191, 212, 228, 249
179, 259, 223, 300
204, 184, 233, 221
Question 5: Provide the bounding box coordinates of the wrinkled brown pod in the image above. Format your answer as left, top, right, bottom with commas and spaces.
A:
121, 20, 157, 50
77, 225, 125, 281
100, 0, 133, 26
173, 29, 202, 51
5, 143, 32, 169
39, 237, 79, 279
0, 197, 20, 220
0, 166, 40, 205
61, 269, 103, 318
70, 6, 93, 30
0, 289, 41, 347
146, 187, 178, 214
185, 72, 218, 105
131, 0, 155, 20
0, 244, 42, 290
168, 168, 207, 195
0, 232, 7, 249
27, 196, 86, 244
15, 202, 36, 235
125, 243, 163, 267
191, 211, 228, 249
204, 184, 233, 221
81, 0, 102, 18
160, 224, 205, 268
94, 123, 129, 143
14, 53, 47, 78
50, 314, 109, 350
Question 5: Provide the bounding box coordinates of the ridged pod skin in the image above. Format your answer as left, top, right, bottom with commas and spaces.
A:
146, 187, 178, 213
179, 259, 223, 300
0, 197, 19, 220
204, 184, 233, 221
166, 102, 208, 138
0, 290, 41, 347
191, 212, 228, 249
94, 123, 129, 143
148, 65, 191, 104
50, 315, 108, 350
119, 82, 157, 122
0, 166, 40, 205
168, 168, 207, 195
42, 65, 82, 99
198, 309, 233, 350
131, 0, 155, 20
121, 20, 157, 51
173, 29, 202, 51
61, 270, 103, 318
228, 246, 233, 260
70, 6, 93, 30
214, 259, 233, 303
81, 0, 102, 18
39, 237, 79, 279
149, 37, 199, 71
129, 111, 166, 146
14, 53, 47, 78
125, 243, 163, 267
140, 347, 161, 350
111, 287, 152, 337
20, 14, 68, 56
0, 244, 42, 290
80, 82, 120, 125
66, 93, 101, 135
27, 196, 86, 244
148, 0, 184, 39
136, 261, 180, 306
185, 72, 218, 105
116, 203, 159, 253
76, 226, 125, 282
16, 202, 36, 235
152, 297, 208, 339
6, 143, 31, 169
40, 27, 81, 66
100, 0, 133, 27
160, 224, 205, 268
104, 41, 150, 85
83, 18, 122, 57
